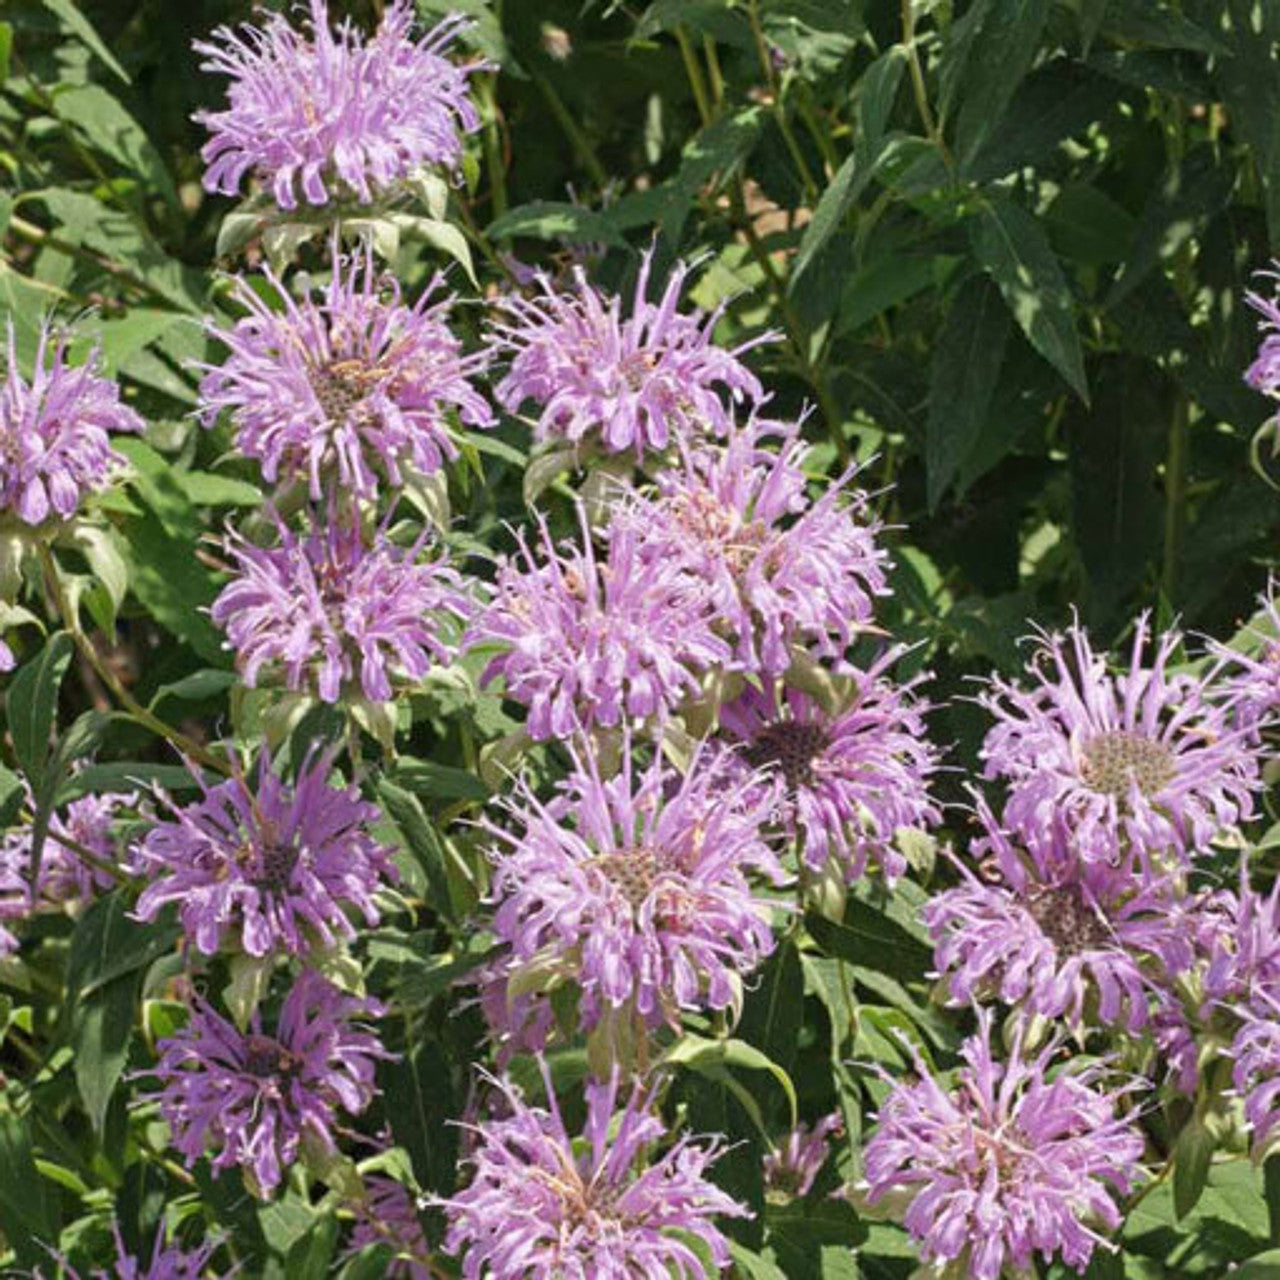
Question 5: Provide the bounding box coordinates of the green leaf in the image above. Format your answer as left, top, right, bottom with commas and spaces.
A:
1173, 1117, 1215, 1220
179, 472, 267, 508
737, 939, 804, 1078
969, 194, 1088, 401
7, 631, 74, 781
72, 970, 139, 1134
0, 22, 12, 85
49, 85, 178, 212
58, 762, 198, 802
1101, 0, 1230, 55
964, 59, 1121, 182
728, 1242, 788, 1280
1107, 146, 1236, 308
664, 1034, 798, 1129
1238, 1249, 1280, 1277
383, 1036, 458, 1195
488, 201, 630, 249
805, 907, 932, 980
1264, 1153, 1280, 1244
836, 253, 954, 337
926, 273, 1012, 509
1043, 182, 1137, 265
378, 780, 468, 923
284, 1215, 339, 1280
40, 0, 130, 82
950, 0, 1053, 169
1067, 355, 1169, 629
390, 756, 490, 804
0, 1106, 53, 1263
792, 149, 883, 285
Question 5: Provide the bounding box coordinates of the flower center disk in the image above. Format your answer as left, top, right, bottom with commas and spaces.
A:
1080, 731, 1176, 799
746, 720, 831, 792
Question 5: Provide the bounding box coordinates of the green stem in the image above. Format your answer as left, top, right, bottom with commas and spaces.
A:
901, 0, 952, 167
676, 25, 713, 126
478, 74, 508, 219
1161, 396, 1189, 605
533, 73, 608, 188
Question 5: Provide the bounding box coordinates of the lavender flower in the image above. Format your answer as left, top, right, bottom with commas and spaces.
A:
863, 1011, 1143, 1280
490, 251, 772, 458
43, 1219, 226, 1280
0, 831, 26, 957
764, 1112, 844, 1198
1211, 576, 1280, 734
1245, 267, 1280, 401
199, 245, 491, 500
473, 950, 559, 1064
1233, 991, 1280, 1158
346, 1176, 431, 1279
153, 970, 389, 1198
484, 741, 784, 1042
618, 422, 889, 673
194, 1, 481, 209
212, 515, 472, 705
0, 790, 131, 913
717, 652, 939, 883
979, 616, 1261, 871
440, 1065, 749, 1278
1, 322, 142, 525
467, 510, 731, 742
133, 751, 394, 958
924, 802, 1176, 1031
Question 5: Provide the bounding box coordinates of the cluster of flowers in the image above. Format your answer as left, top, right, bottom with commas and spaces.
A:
3, 0, 1280, 1275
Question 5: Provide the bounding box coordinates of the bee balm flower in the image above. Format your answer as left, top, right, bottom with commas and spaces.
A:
194, 0, 481, 209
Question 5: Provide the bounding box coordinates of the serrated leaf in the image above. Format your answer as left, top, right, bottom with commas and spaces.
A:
969, 194, 1088, 401
40, 0, 130, 82
737, 940, 803, 1078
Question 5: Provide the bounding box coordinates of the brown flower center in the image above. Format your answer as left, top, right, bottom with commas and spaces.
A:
1024, 885, 1112, 955
589, 848, 660, 912
241, 1034, 297, 1079
746, 719, 831, 792
1080, 731, 1176, 799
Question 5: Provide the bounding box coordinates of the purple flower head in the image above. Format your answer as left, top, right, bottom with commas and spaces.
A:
717, 651, 940, 883
473, 950, 559, 1064
0, 832, 27, 957
133, 751, 395, 959
42, 1220, 227, 1280
863, 1011, 1144, 1280
490, 250, 774, 458
212, 514, 472, 705
1200, 875, 1280, 1009
199, 243, 492, 500
153, 969, 389, 1198
1233, 990, 1280, 1159
978, 615, 1261, 871
617, 421, 889, 674
0, 789, 132, 917
924, 799, 1178, 1032
764, 1111, 844, 1198
1211, 576, 1280, 734
346, 1176, 431, 1279
1, 322, 143, 526
1245, 266, 1280, 400
194, 1, 481, 209
466, 508, 731, 742
440, 1064, 749, 1279
485, 740, 785, 1040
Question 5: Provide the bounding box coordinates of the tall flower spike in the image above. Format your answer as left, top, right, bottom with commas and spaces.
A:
198, 243, 492, 500
212, 513, 473, 705
978, 615, 1261, 871
194, 1, 481, 209
617, 420, 889, 674
490, 249, 773, 458
716, 651, 940, 883
924, 798, 1179, 1032
862, 1010, 1144, 1280
466, 508, 730, 742
1, 322, 143, 526
133, 750, 395, 958
483, 739, 785, 1045
440, 1065, 749, 1279
153, 970, 389, 1198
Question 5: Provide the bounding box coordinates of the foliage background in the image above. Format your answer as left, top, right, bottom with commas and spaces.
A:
3, 0, 1280, 1276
